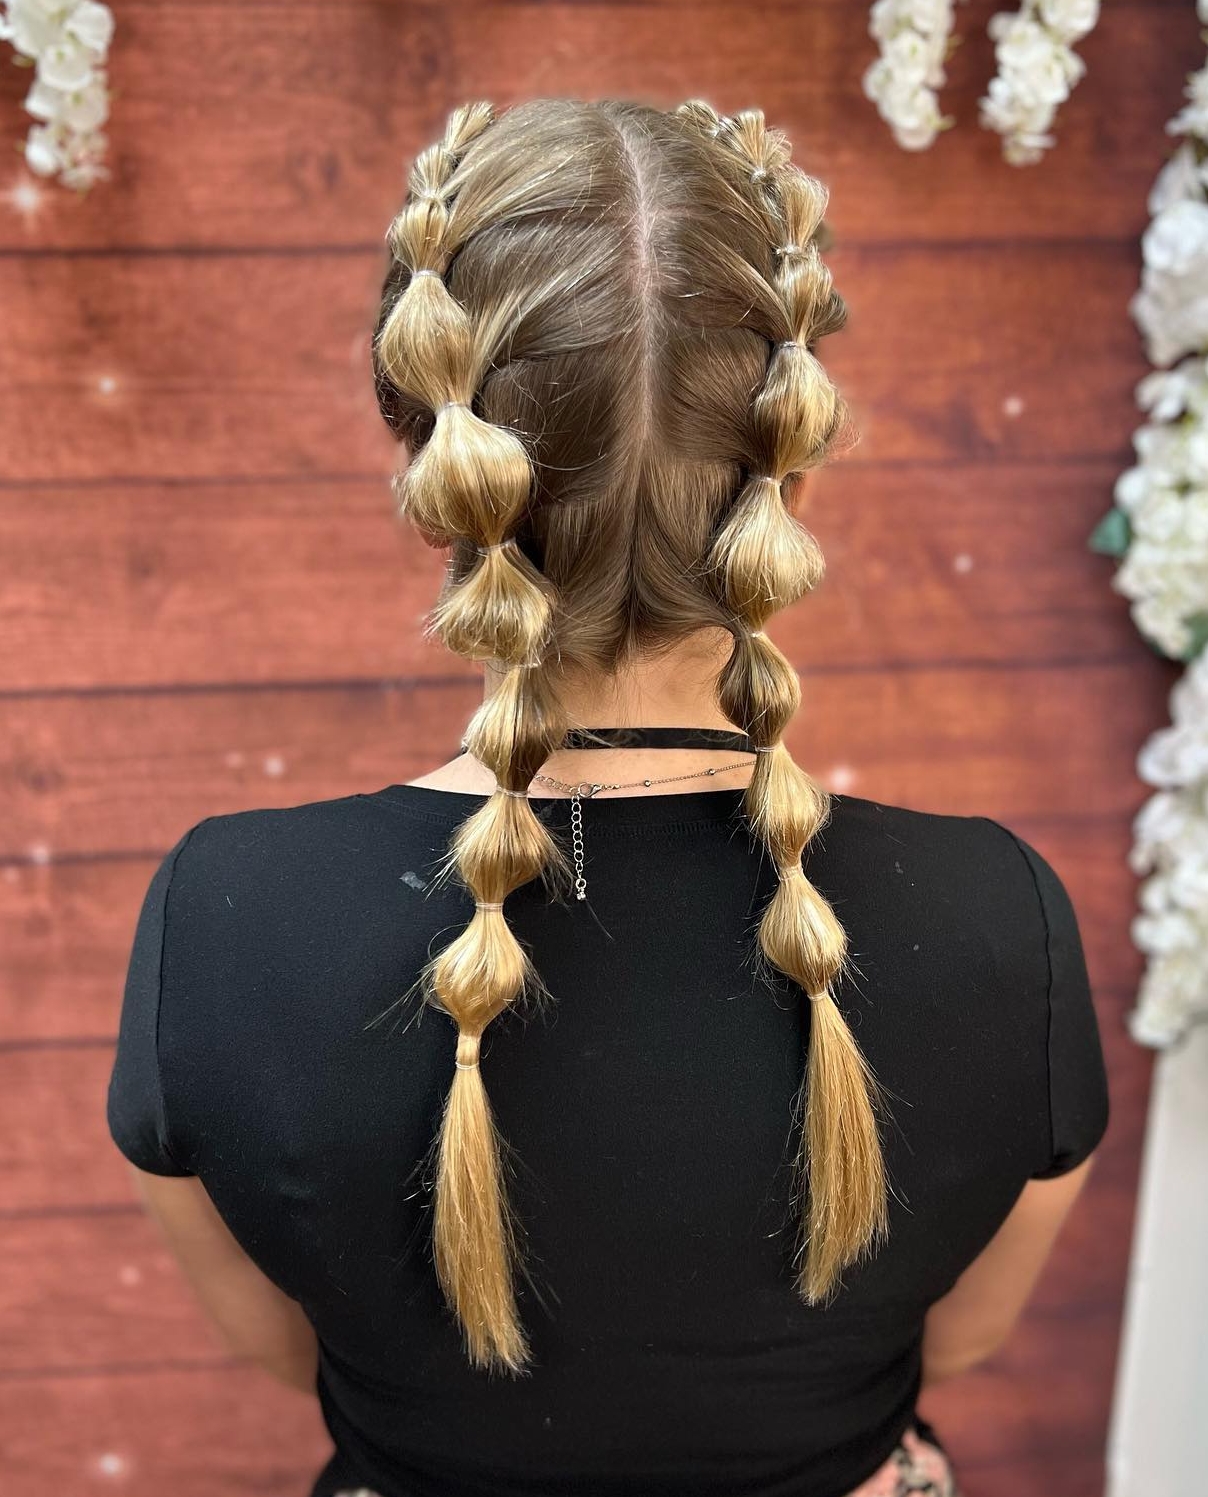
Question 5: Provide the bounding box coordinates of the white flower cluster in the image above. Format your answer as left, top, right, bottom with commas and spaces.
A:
979, 0, 1100, 166
862, 0, 1097, 164
1112, 360, 1208, 659
0, 0, 113, 189
862, 0, 961, 153
1130, 651, 1208, 1046
1131, 103, 1208, 369
1113, 13, 1208, 1050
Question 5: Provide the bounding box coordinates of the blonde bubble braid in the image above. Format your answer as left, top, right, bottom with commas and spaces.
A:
372, 98, 891, 1377
374, 102, 573, 1375
676, 101, 890, 1306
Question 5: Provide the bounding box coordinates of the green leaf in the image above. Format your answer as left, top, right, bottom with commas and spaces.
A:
1179, 612, 1208, 662
1088, 508, 1131, 557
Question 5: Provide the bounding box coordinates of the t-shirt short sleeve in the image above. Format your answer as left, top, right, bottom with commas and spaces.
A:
988, 820, 1111, 1178
106, 821, 207, 1176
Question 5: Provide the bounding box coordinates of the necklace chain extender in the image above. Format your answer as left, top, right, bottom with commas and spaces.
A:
529, 757, 757, 900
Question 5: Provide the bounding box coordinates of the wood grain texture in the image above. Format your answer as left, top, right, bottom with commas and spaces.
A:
0, 0, 1185, 1490
0, 1366, 330, 1497
0, 242, 1148, 484
0, 660, 1171, 860
0, 461, 1142, 693
0, 3, 1196, 251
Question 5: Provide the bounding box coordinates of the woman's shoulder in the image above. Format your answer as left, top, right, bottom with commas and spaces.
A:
820, 792, 1079, 946
145, 790, 436, 919
824, 790, 1045, 869
168, 787, 425, 858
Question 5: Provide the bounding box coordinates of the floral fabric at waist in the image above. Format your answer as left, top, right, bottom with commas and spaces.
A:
331, 1420, 959, 1497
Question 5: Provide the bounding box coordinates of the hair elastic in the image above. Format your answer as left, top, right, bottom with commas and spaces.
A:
749, 474, 781, 486
476, 901, 505, 909
745, 628, 768, 639
455, 1060, 479, 1069
412, 268, 442, 279
778, 340, 803, 351
751, 745, 776, 754
475, 540, 511, 554
776, 243, 801, 256
437, 400, 469, 415
493, 788, 529, 798
750, 167, 769, 182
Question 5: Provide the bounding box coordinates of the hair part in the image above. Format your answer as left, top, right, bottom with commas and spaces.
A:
372, 96, 889, 1374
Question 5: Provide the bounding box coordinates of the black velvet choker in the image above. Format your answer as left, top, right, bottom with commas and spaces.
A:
558, 726, 753, 752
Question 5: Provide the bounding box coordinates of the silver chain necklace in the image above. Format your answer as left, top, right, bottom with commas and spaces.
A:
530, 757, 757, 900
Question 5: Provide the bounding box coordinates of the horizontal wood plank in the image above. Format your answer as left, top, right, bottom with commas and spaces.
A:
0, 1364, 331, 1497
0, 4, 1196, 252
0, 661, 1169, 861
0, 1210, 226, 1372
0, 462, 1142, 693
0, 245, 1148, 483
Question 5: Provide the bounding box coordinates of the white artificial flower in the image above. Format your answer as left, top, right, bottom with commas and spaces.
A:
1037, 0, 1099, 43
1143, 198, 1208, 279
1132, 905, 1201, 957
979, 0, 1098, 165
1126, 655, 1208, 1044
24, 120, 61, 176
1131, 790, 1189, 871
881, 29, 940, 86
863, 0, 960, 152
37, 35, 94, 92
1113, 82, 1208, 1045
65, 1, 113, 53
0, 0, 66, 57
1149, 143, 1208, 216
1168, 64, 1208, 141
0, 2, 114, 189
60, 152, 108, 188
900, 0, 954, 30
1136, 363, 1200, 422
1132, 204, 1208, 366
25, 73, 108, 131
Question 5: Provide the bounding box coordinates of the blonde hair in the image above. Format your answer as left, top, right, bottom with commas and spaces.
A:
371, 98, 890, 1376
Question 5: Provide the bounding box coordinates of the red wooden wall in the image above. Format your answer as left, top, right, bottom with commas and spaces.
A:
0, 2, 1197, 1493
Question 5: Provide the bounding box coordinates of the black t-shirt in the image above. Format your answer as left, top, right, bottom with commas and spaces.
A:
107, 784, 1110, 1497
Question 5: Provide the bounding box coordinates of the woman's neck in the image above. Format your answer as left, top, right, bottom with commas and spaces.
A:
410, 629, 758, 797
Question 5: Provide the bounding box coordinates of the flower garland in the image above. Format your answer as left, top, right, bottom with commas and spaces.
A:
0, 0, 113, 189
979, 0, 1100, 166
1092, 5, 1208, 1047
863, 0, 1099, 164
863, 0, 962, 152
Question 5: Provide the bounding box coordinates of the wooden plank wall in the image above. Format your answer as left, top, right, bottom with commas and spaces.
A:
0, 2, 1197, 1493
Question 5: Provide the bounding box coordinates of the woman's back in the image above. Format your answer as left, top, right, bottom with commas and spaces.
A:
107, 781, 1108, 1497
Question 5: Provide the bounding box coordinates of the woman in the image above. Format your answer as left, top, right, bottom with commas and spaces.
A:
107, 98, 1110, 1497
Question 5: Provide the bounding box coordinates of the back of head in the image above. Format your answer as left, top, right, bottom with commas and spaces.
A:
372, 97, 889, 1377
